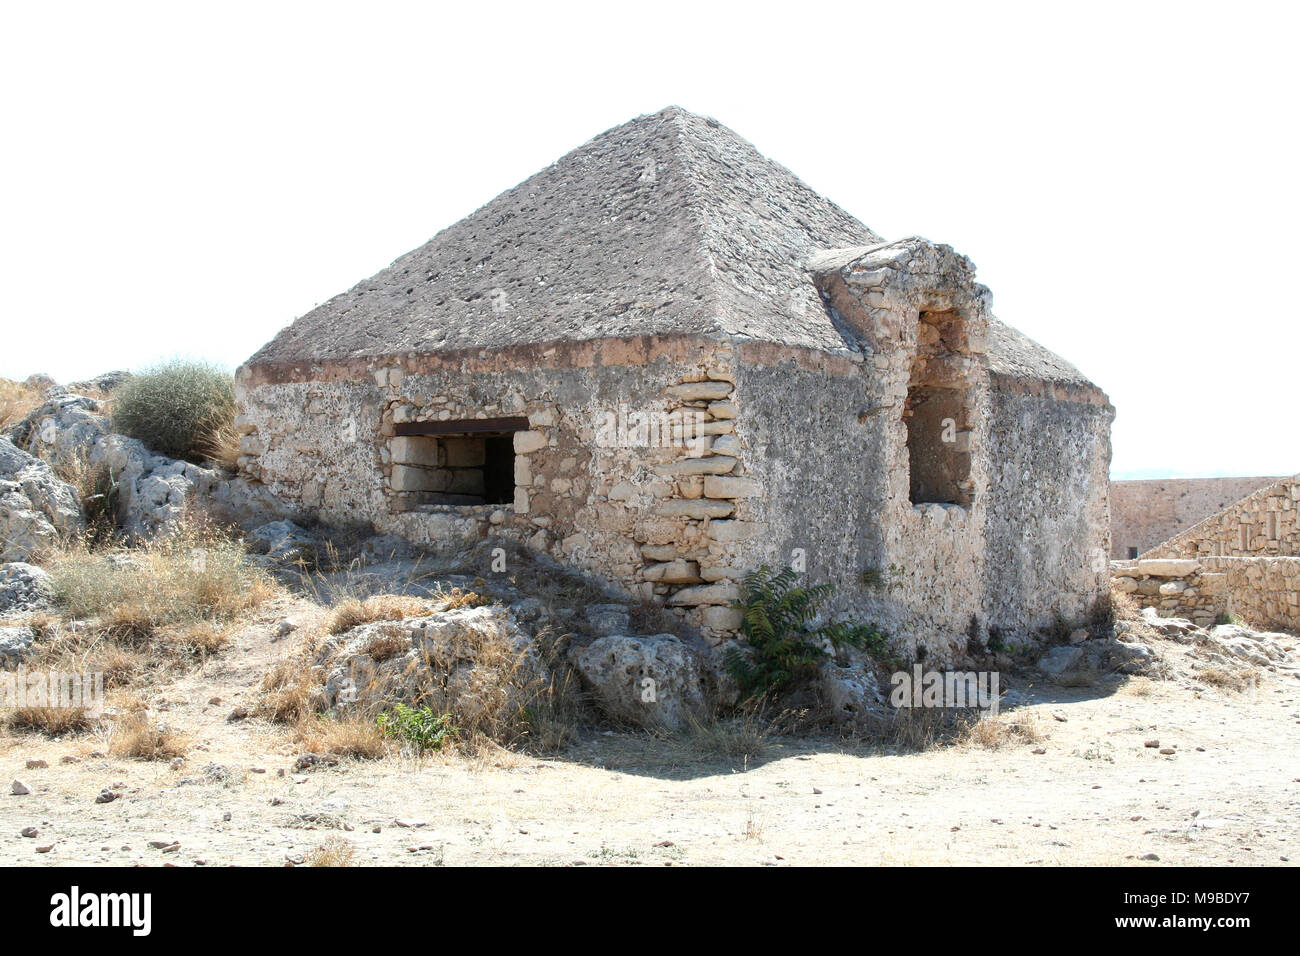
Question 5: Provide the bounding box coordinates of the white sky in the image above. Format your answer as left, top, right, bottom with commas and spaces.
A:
1, 1, 1295, 480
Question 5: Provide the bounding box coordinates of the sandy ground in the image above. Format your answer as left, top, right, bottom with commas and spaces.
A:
2, 598, 1298, 867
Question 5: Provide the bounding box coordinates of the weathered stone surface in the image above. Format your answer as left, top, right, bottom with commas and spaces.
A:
651, 456, 737, 477
643, 560, 702, 584
0, 626, 38, 666
701, 475, 761, 499
0, 563, 54, 614
246, 520, 317, 565
512, 431, 547, 455
1037, 645, 1084, 678
1137, 559, 1200, 578
665, 381, 733, 402
654, 499, 733, 519
0, 438, 84, 562
666, 582, 740, 606
584, 604, 631, 636
571, 633, 707, 730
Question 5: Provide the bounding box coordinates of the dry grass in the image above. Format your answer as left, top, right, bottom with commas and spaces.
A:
1195, 665, 1260, 692
440, 587, 491, 611
360, 629, 408, 663
295, 713, 389, 760
304, 838, 356, 867
108, 712, 190, 760
0, 377, 44, 430
687, 710, 769, 759
311, 614, 587, 755
327, 594, 430, 635
256, 657, 323, 723
198, 421, 242, 473
4, 706, 94, 736
20, 521, 278, 694
960, 710, 1044, 750
48, 520, 277, 625
46, 449, 119, 545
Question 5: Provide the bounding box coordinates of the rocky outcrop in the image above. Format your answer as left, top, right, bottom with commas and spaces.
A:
0, 438, 84, 561
0, 563, 54, 613
1037, 633, 1159, 679
314, 605, 549, 728
0, 625, 38, 666
570, 632, 707, 730
7, 390, 285, 542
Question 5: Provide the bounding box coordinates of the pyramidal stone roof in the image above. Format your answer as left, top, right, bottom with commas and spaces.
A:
246, 106, 1096, 389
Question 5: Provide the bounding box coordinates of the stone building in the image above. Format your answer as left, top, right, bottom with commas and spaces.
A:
237, 107, 1114, 663
1109, 475, 1284, 559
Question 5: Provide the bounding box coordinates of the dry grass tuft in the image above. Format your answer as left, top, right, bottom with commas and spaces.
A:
109, 712, 190, 760
5, 706, 94, 736
198, 420, 242, 473
1195, 665, 1260, 692
304, 838, 356, 867
440, 587, 491, 610
327, 594, 429, 635
360, 630, 408, 663
256, 657, 323, 723
0, 377, 44, 430
960, 711, 1044, 750
295, 713, 389, 760
21, 521, 276, 695
687, 710, 769, 759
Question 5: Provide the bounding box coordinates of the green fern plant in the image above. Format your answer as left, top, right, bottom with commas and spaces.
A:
725, 566, 890, 702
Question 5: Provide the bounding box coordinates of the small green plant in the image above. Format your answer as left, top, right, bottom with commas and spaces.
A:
725, 566, 890, 702
859, 563, 905, 592
111, 359, 236, 462
376, 703, 457, 752
1214, 611, 1239, 627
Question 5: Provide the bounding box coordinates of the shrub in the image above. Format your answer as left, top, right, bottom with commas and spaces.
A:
110, 360, 236, 462
377, 703, 457, 753
725, 566, 891, 702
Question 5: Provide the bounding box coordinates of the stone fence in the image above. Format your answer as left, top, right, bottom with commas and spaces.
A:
1111, 556, 1300, 633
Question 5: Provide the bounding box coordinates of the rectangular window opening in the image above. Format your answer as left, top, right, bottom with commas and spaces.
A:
388, 417, 526, 509
905, 310, 974, 508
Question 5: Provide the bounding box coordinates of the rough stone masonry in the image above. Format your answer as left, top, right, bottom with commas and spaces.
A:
235, 107, 1114, 665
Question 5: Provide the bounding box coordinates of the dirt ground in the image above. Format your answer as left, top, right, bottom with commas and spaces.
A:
2, 595, 1298, 867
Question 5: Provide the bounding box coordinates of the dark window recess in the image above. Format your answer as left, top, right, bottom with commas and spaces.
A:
1128, 547, 1139, 560
389, 419, 522, 508
904, 309, 973, 507
905, 385, 971, 505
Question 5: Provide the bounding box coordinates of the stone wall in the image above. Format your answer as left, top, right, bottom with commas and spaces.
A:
1111, 556, 1300, 633
1145, 475, 1300, 559
1109, 475, 1283, 559
236, 336, 763, 642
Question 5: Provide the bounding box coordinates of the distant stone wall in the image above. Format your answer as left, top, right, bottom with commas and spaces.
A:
1111, 556, 1300, 633
1109, 476, 1283, 559
1145, 475, 1300, 559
